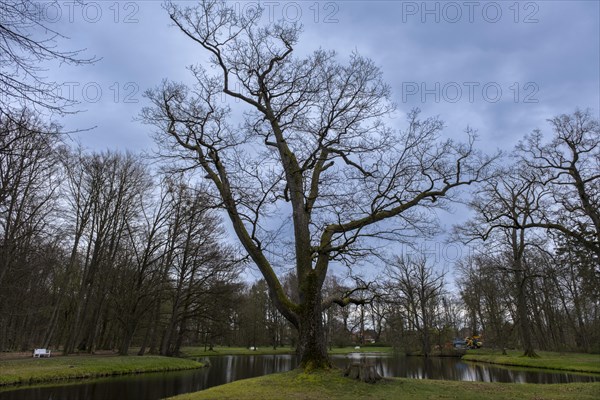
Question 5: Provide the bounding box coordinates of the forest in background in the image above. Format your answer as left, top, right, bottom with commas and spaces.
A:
1, 107, 598, 357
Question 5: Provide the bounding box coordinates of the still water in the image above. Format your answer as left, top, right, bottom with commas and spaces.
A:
1, 354, 598, 400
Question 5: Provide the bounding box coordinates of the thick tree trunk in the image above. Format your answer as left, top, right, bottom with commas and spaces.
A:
296, 308, 329, 369
296, 279, 329, 369
516, 271, 538, 358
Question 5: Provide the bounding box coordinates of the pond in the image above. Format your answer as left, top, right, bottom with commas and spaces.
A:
1, 354, 598, 400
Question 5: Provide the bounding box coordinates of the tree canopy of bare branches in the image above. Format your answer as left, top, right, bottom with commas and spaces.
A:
455, 110, 600, 357
143, 0, 496, 368
517, 110, 600, 258
0, 0, 95, 117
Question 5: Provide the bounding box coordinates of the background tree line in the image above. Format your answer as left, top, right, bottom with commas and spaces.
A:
0, 0, 597, 362
0, 110, 600, 355
0, 107, 598, 357
0, 109, 242, 355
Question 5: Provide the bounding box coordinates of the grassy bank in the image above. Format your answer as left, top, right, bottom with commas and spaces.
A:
462, 349, 600, 374
328, 346, 394, 355
181, 346, 394, 358
180, 346, 295, 357
0, 355, 203, 386
167, 368, 600, 400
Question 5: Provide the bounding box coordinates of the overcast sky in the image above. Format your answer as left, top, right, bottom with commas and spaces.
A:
32, 0, 600, 278
40, 0, 599, 151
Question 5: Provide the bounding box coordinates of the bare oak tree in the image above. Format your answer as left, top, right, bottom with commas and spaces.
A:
456, 163, 551, 357
143, 0, 495, 368
517, 110, 600, 258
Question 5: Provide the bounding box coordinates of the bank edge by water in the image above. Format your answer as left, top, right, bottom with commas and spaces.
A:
2, 348, 598, 388
462, 350, 600, 374
0, 355, 203, 386
2, 353, 599, 400
166, 368, 600, 400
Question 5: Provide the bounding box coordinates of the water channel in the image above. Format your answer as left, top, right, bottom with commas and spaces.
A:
1, 354, 598, 400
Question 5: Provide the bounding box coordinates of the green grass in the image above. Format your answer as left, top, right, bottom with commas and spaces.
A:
180, 346, 296, 357
462, 349, 600, 374
180, 346, 394, 358
328, 346, 394, 355
0, 355, 203, 386
166, 368, 600, 400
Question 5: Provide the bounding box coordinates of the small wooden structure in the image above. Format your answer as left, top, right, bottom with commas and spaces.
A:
33, 348, 51, 358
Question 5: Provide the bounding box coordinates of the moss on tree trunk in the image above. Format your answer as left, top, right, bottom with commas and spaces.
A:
296, 273, 330, 370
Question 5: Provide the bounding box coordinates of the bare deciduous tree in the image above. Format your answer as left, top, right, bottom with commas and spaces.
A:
457, 254, 513, 354
158, 178, 239, 357
456, 163, 551, 357
0, 108, 60, 288
384, 256, 446, 356
143, 0, 495, 368
62, 151, 151, 354
517, 110, 600, 257
0, 108, 61, 350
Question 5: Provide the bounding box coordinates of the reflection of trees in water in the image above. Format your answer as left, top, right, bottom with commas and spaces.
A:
2, 355, 599, 400
460, 360, 598, 383
216, 354, 295, 382
330, 355, 599, 384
